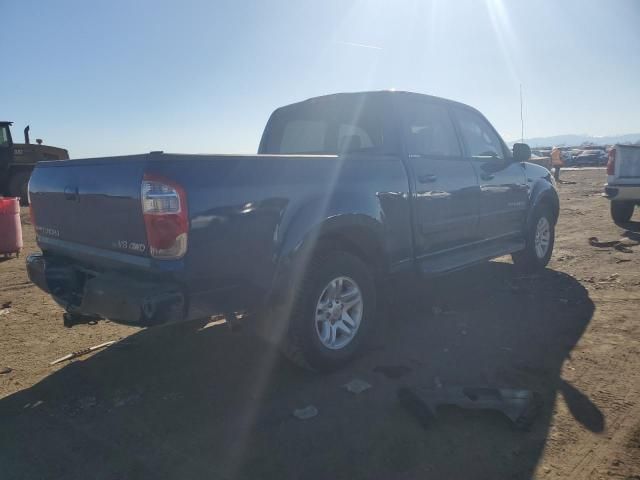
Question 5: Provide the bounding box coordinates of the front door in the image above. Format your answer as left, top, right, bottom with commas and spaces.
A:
452, 106, 528, 242
399, 98, 480, 259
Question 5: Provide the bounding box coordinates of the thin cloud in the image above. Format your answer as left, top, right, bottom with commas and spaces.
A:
335, 40, 383, 50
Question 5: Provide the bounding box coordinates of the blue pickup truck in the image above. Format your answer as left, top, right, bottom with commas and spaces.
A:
27, 91, 559, 370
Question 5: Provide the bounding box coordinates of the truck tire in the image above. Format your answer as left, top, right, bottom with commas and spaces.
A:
611, 201, 634, 224
8, 171, 31, 205
282, 250, 376, 371
511, 205, 555, 272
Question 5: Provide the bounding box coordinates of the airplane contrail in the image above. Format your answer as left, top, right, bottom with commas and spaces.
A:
335, 40, 383, 50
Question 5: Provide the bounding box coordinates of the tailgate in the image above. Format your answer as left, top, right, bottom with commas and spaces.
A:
616, 145, 640, 180
29, 155, 149, 257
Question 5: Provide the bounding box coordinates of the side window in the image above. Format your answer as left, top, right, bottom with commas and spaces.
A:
279, 120, 327, 154
455, 108, 504, 160
403, 102, 461, 157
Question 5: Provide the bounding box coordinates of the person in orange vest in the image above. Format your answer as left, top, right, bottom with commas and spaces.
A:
551, 146, 564, 181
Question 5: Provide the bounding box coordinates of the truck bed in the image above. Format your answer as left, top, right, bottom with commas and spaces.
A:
28, 152, 412, 321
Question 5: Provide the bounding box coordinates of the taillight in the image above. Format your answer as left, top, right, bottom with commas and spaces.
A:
141, 174, 188, 259
607, 148, 616, 175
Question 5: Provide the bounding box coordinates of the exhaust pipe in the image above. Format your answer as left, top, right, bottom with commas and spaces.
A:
24, 125, 30, 144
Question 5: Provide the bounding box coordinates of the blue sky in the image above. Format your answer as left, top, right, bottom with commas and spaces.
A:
2, 0, 639, 158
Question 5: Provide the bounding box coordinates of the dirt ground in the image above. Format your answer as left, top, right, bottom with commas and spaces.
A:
1, 169, 639, 480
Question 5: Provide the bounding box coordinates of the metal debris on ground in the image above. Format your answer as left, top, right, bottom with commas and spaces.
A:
293, 405, 318, 420
0, 366, 12, 374
344, 378, 372, 394
49, 340, 117, 365
397, 385, 540, 430
615, 258, 632, 263
588, 236, 637, 253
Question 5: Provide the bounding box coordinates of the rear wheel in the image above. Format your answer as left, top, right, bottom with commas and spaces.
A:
611, 201, 634, 224
8, 171, 31, 205
282, 250, 376, 371
512, 206, 555, 272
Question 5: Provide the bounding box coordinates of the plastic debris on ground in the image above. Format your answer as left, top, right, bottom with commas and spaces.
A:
344, 378, 372, 394
293, 405, 318, 420
398, 384, 540, 430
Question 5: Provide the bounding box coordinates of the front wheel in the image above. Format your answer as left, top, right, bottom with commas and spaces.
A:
611, 201, 634, 224
512, 207, 555, 272
282, 250, 376, 371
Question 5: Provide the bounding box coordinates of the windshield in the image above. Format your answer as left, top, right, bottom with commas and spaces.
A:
0, 126, 10, 146
261, 95, 386, 155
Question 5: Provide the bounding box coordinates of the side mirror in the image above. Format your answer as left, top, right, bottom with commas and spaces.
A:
513, 143, 531, 163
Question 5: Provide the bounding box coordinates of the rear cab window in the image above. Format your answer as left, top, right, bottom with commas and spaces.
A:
260, 94, 389, 155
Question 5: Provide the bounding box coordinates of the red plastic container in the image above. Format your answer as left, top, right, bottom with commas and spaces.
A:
0, 197, 23, 257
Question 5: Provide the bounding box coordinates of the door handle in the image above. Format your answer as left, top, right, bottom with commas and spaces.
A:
480, 173, 495, 181
418, 173, 437, 183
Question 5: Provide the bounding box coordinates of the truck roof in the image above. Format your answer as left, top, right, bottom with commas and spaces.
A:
0, 121, 13, 126
290, 90, 472, 110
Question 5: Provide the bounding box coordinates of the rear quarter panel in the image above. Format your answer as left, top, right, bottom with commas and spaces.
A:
146, 154, 412, 307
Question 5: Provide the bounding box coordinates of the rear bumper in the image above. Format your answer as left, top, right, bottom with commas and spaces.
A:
27, 253, 186, 325
604, 184, 640, 201
26, 253, 261, 325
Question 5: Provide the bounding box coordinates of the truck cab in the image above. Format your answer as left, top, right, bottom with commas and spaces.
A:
26, 91, 559, 371
0, 122, 14, 180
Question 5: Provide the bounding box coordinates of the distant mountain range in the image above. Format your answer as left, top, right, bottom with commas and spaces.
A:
507, 133, 640, 148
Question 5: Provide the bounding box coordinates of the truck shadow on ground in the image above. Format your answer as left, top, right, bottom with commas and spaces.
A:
0, 262, 595, 480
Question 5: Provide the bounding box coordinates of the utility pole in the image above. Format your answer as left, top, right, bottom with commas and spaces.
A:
520, 84, 524, 143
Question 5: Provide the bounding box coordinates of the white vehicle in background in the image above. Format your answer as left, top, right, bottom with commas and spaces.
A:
604, 144, 640, 223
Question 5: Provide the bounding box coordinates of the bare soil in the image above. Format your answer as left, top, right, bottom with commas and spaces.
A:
1, 169, 639, 479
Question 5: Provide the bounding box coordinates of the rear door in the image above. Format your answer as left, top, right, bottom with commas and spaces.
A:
399, 97, 480, 258
452, 106, 528, 242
